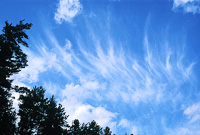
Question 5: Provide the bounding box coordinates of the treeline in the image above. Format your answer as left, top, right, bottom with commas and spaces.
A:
0, 21, 111, 135
16, 86, 112, 134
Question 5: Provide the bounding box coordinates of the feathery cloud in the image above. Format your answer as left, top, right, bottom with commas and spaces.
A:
184, 102, 200, 123
10, 11, 198, 134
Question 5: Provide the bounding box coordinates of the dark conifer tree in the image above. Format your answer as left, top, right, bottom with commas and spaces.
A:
103, 126, 112, 135
41, 95, 68, 135
0, 20, 32, 135
80, 122, 88, 135
87, 120, 103, 135
68, 119, 81, 135
18, 86, 47, 134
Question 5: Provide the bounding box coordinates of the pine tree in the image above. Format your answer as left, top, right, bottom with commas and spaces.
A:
18, 86, 47, 134
41, 95, 68, 135
80, 122, 88, 135
0, 20, 32, 135
103, 126, 112, 135
87, 120, 103, 135
69, 119, 82, 135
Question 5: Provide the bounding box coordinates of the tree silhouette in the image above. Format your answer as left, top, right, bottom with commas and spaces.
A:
87, 120, 103, 135
80, 122, 88, 134
68, 119, 113, 135
104, 126, 112, 135
18, 86, 47, 134
69, 119, 81, 135
0, 20, 32, 135
41, 95, 68, 135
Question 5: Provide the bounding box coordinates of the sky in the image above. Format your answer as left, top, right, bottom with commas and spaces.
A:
1, 0, 200, 134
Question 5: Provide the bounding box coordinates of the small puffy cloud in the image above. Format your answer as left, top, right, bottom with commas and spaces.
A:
173, 0, 200, 14
60, 99, 117, 130
59, 76, 116, 129
54, 0, 82, 24
71, 105, 116, 127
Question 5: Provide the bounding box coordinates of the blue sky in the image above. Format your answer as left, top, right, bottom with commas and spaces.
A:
1, 0, 200, 134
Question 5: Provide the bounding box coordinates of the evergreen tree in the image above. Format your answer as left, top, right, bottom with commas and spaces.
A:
69, 119, 81, 135
0, 20, 32, 135
103, 126, 112, 135
69, 119, 112, 135
41, 95, 68, 135
87, 120, 103, 135
18, 86, 47, 134
80, 122, 88, 135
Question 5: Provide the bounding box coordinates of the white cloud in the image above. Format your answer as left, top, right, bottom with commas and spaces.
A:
43, 81, 61, 95
131, 125, 138, 135
118, 119, 131, 128
166, 50, 172, 73
118, 119, 138, 134
54, 0, 82, 24
11, 46, 57, 84
173, 0, 200, 14
60, 99, 117, 130
131, 88, 154, 103
61, 76, 106, 102
44, 29, 81, 77
64, 39, 72, 50
164, 103, 200, 135
74, 30, 195, 105
166, 126, 200, 135
62, 83, 91, 100
184, 102, 200, 123
59, 75, 117, 130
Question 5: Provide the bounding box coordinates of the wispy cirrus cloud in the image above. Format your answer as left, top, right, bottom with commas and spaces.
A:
118, 119, 138, 134
54, 0, 82, 24
163, 102, 200, 135
12, 12, 198, 134
173, 0, 200, 14
13, 26, 195, 134
77, 30, 195, 104
166, 125, 200, 135
184, 102, 200, 123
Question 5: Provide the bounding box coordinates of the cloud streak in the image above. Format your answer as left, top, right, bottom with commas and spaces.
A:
184, 102, 200, 123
